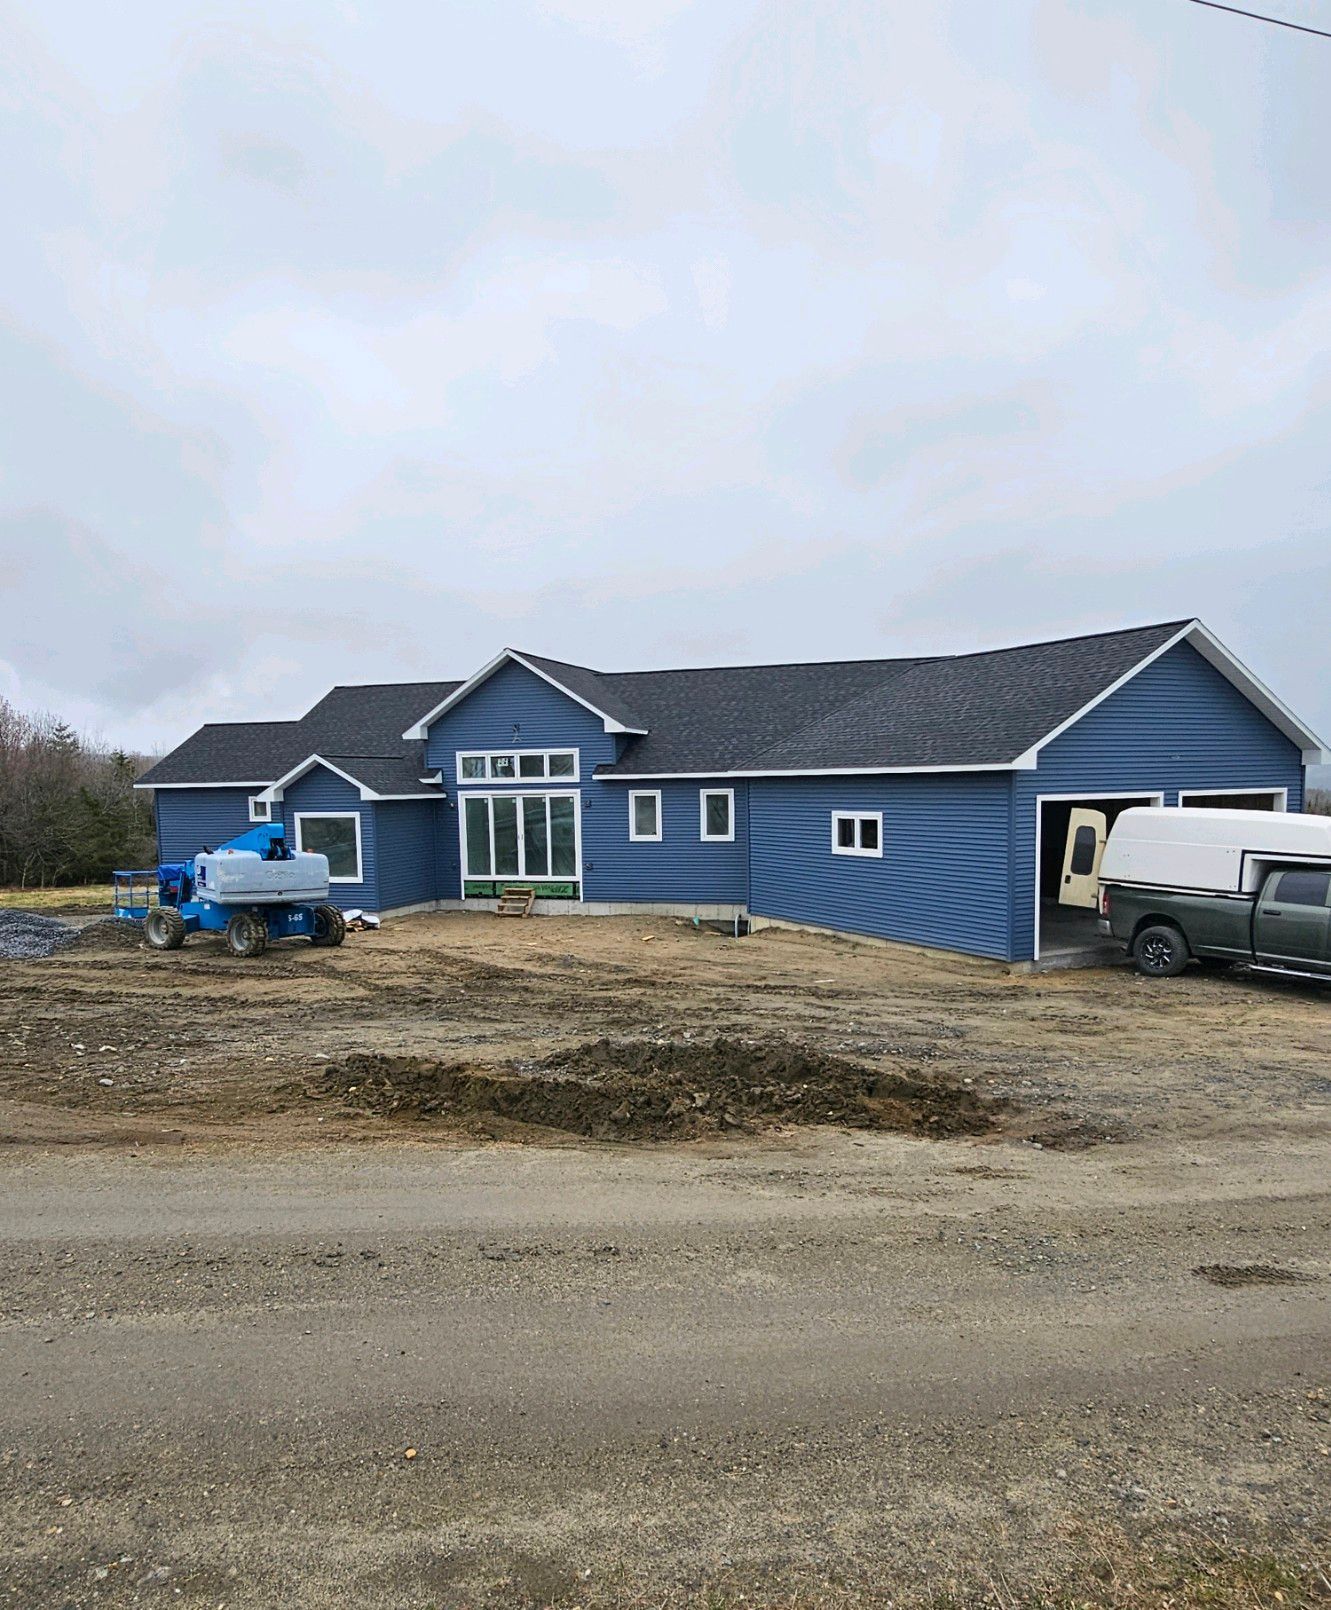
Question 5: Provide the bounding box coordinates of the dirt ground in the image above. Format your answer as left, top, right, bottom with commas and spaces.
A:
1, 910, 1329, 1606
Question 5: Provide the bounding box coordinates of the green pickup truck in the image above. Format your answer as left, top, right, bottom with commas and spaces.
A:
1098, 807, 1331, 980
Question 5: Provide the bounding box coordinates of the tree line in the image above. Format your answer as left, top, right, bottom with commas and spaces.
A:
0, 698, 157, 887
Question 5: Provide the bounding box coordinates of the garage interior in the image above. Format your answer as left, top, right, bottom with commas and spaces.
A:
1037, 795, 1159, 960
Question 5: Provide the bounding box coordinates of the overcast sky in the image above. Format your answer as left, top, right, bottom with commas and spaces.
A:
2, 0, 1329, 769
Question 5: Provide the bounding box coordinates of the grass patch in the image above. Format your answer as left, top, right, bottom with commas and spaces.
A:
0, 883, 112, 912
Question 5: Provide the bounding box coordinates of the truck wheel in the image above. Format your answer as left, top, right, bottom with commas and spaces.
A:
144, 907, 186, 951
225, 912, 269, 959
310, 904, 346, 948
1133, 924, 1189, 978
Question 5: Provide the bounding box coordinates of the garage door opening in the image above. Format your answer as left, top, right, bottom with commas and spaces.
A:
1177, 788, 1287, 811
1035, 793, 1163, 961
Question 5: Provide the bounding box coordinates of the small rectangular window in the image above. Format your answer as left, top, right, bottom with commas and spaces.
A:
831, 811, 883, 858
460, 755, 486, 780
1272, 869, 1331, 907
490, 754, 516, 780
630, 790, 662, 842
700, 789, 734, 842
548, 751, 576, 779
248, 796, 272, 823
518, 753, 546, 778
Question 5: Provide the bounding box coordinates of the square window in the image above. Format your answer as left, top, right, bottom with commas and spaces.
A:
519, 753, 546, 778
248, 796, 272, 823
296, 814, 362, 881
490, 754, 516, 779
548, 751, 576, 779
460, 755, 486, 780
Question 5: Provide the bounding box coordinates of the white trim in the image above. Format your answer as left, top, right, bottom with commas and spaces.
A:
628, 789, 663, 842
605, 762, 1027, 780
456, 747, 580, 784
261, 753, 380, 802
293, 810, 364, 884
404, 649, 647, 739
1033, 791, 1164, 962
248, 795, 273, 823
1176, 787, 1289, 811
1013, 621, 1330, 768
831, 810, 883, 858
700, 787, 735, 842
457, 790, 582, 889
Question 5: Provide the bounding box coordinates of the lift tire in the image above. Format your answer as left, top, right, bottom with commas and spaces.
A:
310, 904, 346, 948
1133, 923, 1189, 978
225, 912, 269, 959
144, 907, 186, 951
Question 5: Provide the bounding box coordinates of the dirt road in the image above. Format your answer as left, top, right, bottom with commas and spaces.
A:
1, 913, 1329, 1605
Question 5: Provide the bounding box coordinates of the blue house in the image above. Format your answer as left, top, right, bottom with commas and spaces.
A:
137, 620, 1327, 964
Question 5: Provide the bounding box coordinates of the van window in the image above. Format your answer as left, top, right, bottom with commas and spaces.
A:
1272, 869, 1331, 907
1069, 824, 1098, 877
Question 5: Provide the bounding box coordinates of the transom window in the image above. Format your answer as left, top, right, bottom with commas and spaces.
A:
629, 790, 662, 842
831, 811, 882, 858
700, 788, 734, 843
458, 750, 578, 783
294, 812, 363, 882
463, 793, 579, 881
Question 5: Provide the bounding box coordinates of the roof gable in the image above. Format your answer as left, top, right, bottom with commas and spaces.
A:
402, 649, 647, 739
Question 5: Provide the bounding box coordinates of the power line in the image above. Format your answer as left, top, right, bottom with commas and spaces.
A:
1186, 0, 1331, 39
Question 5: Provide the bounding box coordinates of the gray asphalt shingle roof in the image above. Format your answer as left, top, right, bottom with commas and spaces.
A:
141, 622, 1197, 788
138, 680, 459, 792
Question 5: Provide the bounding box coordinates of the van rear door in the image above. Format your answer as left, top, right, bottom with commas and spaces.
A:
1254, 867, 1331, 973
1060, 809, 1108, 909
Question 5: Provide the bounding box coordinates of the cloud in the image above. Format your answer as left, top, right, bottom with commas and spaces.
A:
0, 0, 1326, 759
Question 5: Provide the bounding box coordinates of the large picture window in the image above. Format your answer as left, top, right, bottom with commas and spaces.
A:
462, 794, 579, 882
294, 812, 363, 881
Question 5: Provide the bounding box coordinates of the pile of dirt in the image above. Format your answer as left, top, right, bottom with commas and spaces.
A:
66, 918, 145, 952
319, 1036, 1007, 1141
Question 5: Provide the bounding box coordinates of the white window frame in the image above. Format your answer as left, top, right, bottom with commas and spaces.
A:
699, 788, 735, 843
629, 789, 663, 843
248, 795, 272, 823
457, 791, 582, 887
293, 811, 363, 884
831, 810, 883, 858
1176, 787, 1288, 811
455, 749, 579, 784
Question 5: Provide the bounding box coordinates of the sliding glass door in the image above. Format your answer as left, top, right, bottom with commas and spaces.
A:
462, 793, 579, 896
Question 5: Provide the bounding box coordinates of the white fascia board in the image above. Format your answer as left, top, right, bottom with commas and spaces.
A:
1011, 620, 1331, 768
1183, 622, 1330, 765
133, 780, 274, 790
600, 761, 1026, 780
401, 648, 647, 740
260, 753, 381, 802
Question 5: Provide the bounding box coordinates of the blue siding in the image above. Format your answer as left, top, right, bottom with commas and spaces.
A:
748, 774, 1014, 959
425, 660, 618, 782
586, 780, 749, 904
155, 788, 257, 862
276, 768, 378, 911
374, 799, 445, 912
1010, 641, 1306, 960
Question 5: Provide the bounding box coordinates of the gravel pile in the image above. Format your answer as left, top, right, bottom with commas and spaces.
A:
0, 909, 81, 960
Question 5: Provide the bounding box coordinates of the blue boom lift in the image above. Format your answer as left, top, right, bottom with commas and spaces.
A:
114, 823, 346, 959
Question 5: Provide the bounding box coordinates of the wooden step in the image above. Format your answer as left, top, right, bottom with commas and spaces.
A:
496, 886, 536, 917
